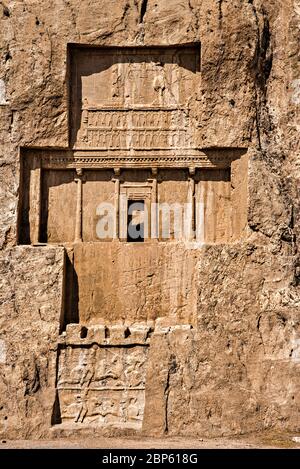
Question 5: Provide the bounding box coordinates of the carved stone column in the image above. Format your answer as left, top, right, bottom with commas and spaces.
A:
119, 191, 127, 241
196, 179, 205, 243
29, 155, 42, 244
113, 168, 120, 239
187, 168, 196, 240
150, 168, 158, 240
74, 168, 84, 242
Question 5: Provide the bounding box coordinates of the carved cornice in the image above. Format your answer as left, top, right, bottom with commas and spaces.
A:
22, 147, 247, 170
42, 153, 238, 170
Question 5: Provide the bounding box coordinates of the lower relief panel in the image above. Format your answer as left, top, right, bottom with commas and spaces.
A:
55, 345, 148, 430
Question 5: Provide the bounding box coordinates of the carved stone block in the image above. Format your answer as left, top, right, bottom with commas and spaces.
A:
55, 345, 149, 429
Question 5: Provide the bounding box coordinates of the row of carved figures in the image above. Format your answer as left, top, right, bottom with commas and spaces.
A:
57, 346, 148, 390
82, 109, 189, 129
81, 129, 194, 148
60, 389, 145, 424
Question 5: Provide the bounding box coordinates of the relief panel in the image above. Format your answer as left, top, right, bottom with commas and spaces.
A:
78, 108, 194, 151
56, 345, 148, 428
82, 170, 115, 242
40, 170, 77, 243
70, 46, 200, 152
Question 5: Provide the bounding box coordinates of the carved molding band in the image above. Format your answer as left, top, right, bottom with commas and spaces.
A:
41, 151, 243, 170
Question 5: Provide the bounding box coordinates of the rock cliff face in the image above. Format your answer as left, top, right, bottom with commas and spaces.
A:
0, 0, 299, 438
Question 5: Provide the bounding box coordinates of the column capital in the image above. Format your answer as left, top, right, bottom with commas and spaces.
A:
75, 168, 86, 183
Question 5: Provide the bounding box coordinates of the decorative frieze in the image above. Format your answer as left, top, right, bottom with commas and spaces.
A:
77, 108, 194, 150
56, 345, 148, 428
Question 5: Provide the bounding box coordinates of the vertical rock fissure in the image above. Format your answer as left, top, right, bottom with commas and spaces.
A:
249, 3, 273, 150
218, 0, 223, 23
164, 353, 177, 434
164, 368, 171, 434
139, 0, 148, 23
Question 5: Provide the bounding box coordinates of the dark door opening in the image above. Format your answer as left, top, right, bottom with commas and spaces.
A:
127, 200, 145, 242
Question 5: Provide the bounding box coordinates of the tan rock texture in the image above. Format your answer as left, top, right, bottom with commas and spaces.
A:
0, 0, 299, 439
